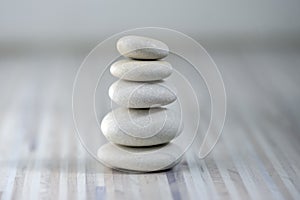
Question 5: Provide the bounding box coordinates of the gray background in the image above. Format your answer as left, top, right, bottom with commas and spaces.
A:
1, 0, 300, 48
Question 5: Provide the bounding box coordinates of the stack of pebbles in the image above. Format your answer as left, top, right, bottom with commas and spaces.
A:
97, 35, 183, 172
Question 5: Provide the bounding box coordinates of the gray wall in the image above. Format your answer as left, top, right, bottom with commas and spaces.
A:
1, 0, 300, 43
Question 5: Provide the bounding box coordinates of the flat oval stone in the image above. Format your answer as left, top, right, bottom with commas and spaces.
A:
110, 59, 173, 81
97, 143, 183, 172
117, 35, 169, 60
101, 107, 183, 146
109, 80, 177, 108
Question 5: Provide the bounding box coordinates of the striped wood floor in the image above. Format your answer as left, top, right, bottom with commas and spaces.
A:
0, 47, 299, 200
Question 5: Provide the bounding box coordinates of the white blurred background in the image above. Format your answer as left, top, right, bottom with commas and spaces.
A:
1, 0, 300, 52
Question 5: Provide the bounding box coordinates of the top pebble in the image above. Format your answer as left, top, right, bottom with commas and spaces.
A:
117, 35, 169, 60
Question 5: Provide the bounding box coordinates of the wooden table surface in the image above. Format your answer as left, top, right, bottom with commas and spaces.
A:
0, 46, 299, 200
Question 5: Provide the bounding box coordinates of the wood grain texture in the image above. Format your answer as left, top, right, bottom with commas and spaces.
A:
0, 47, 299, 200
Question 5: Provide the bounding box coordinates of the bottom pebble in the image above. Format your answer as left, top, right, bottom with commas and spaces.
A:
97, 143, 183, 172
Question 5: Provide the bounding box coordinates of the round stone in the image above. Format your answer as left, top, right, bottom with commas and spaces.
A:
110, 59, 173, 81
117, 35, 169, 60
101, 107, 183, 146
109, 80, 177, 108
97, 143, 183, 172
